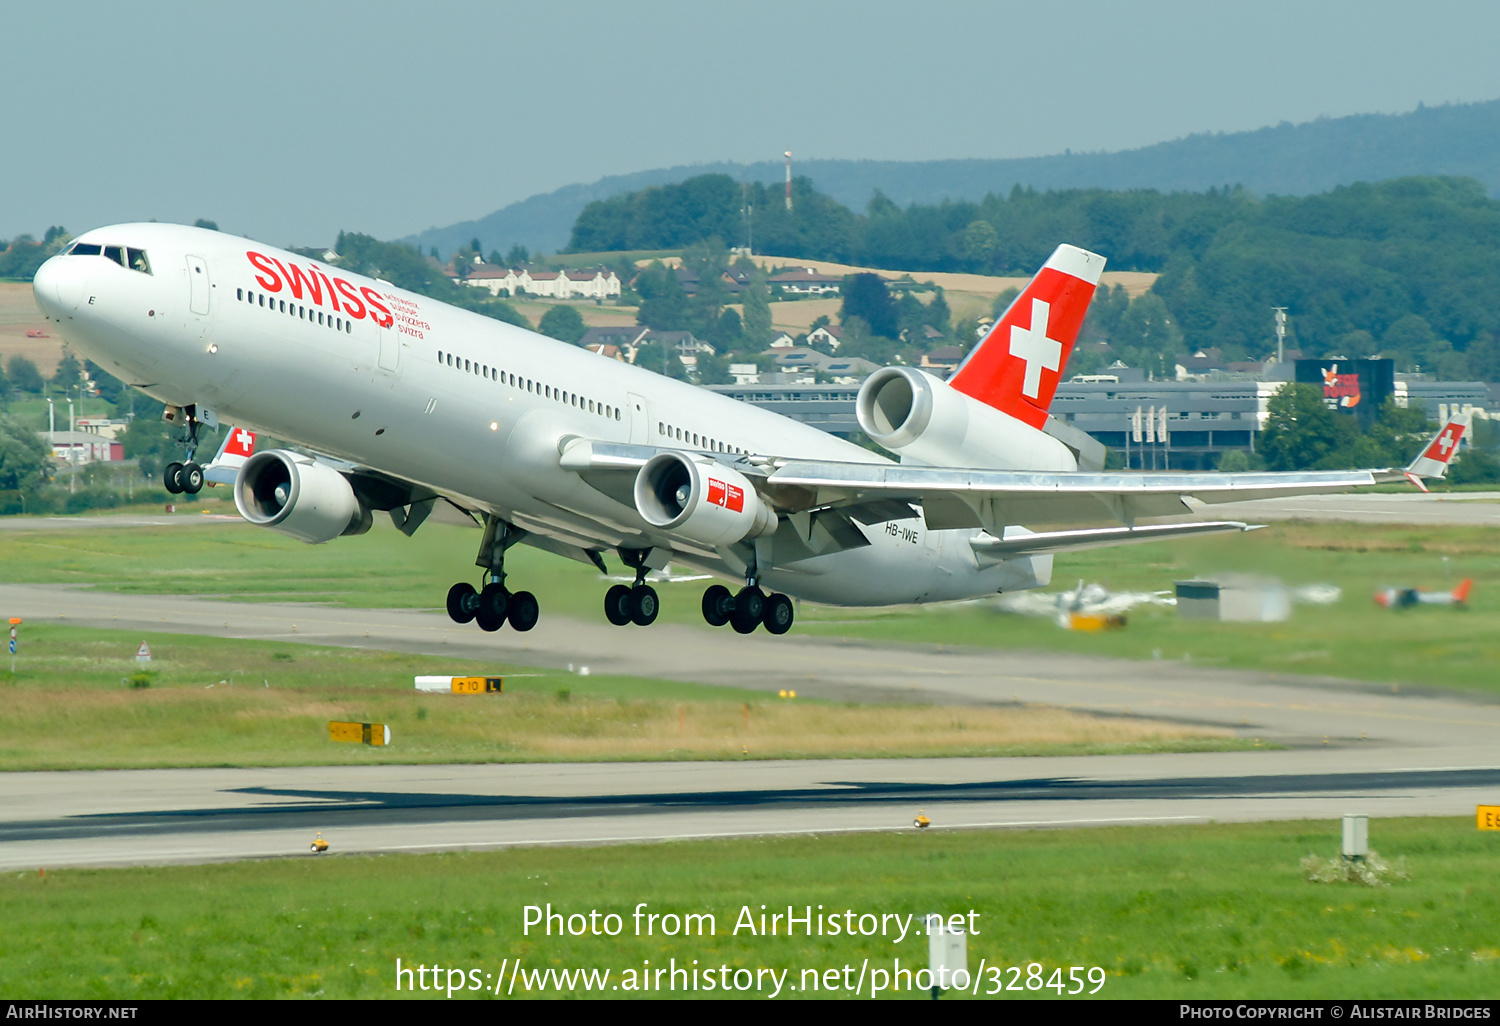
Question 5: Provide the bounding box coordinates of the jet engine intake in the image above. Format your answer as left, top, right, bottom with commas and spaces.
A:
634, 452, 775, 547
233, 449, 372, 544
856, 366, 1076, 471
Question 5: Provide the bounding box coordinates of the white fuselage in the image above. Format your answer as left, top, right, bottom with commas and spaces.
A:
32, 224, 1052, 605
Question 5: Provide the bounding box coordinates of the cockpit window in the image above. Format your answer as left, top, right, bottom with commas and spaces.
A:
66, 241, 151, 274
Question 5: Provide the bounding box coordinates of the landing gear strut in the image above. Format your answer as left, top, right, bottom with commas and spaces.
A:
606, 549, 659, 627
162, 405, 208, 495
444, 516, 539, 632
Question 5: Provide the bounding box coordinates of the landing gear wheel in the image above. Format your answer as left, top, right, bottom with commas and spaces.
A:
475, 582, 509, 632
604, 584, 633, 626
507, 591, 539, 632
181, 462, 204, 495
762, 593, 794, 635
163, 462, 185, 494
701, 584, 732, 627
446, 582, 478, 624
731, 587, 765, 634
629, 584, 659, 626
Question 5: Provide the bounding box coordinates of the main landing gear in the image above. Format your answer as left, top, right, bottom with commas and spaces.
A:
701, 583, 794, 635
445, 517, 539, 632
162, 405, 208, 495
604, 549, 659, 627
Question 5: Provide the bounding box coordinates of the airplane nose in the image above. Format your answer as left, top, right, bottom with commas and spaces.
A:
32, 255, 85, 317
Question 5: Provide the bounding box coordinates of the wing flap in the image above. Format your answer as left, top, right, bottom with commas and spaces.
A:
972, 521, 1255, 560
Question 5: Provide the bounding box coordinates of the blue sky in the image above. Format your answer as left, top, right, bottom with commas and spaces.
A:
6, 1, 1500, 246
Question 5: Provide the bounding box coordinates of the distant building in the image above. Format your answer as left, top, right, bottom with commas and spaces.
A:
768, 268, 842, 296
51, 431, 123, 463
919, 345, 964, 372
460, 264, 620, 300
806, 325, 843, 351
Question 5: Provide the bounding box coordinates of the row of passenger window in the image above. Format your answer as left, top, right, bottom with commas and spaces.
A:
436, 349, 622, 422
658, 421, 744, 455
238, 287, 354, 333
65, 242, 151, 274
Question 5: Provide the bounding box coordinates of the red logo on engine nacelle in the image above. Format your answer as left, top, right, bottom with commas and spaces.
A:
706, 478, 744, 513
246, 250, 394, 328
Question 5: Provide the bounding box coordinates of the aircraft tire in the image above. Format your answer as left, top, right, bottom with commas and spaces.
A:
163, 462, 185, 494
479, 582, 510, 625
446, 582, 479, 624
701, 584, 732, 627
731, 587, 764, 634
604, 584, 633, 626
762, 593, 794, 635
629, 584, 659, 626
182, 463, 204, 495
508, 591, 540, 632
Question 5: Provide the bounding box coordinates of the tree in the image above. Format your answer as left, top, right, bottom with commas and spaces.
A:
740, 276, 773, 349
632, 340, 688, 380
506, 244, 530, 267
51, 352, 83, 393
635, 262, 691, 331
193, 219, 218, 231
695, 352, 733, 385
6, 356, 43, 394
0, 415, 49, 492
840, 274, 898, 339
1258, 383, 1359, 471
538, 305, 587, 344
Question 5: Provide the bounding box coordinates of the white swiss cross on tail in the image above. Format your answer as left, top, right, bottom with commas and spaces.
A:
225, 428, 257, 458
1009, 298, 1062, 399
948, 244, 1106, 430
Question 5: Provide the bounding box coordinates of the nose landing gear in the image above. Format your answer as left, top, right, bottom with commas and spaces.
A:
162, 405, 210, 495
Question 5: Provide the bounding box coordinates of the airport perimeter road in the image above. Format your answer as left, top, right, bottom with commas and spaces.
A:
1, 747, 1496, 870
0, 513, 243, 531
4, 583, 1500, 751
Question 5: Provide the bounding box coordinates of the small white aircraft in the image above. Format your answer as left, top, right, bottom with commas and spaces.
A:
31, 225, 1463, 636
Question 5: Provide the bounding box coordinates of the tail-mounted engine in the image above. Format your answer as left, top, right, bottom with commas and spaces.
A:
856, 366, 1077, 471
234, 449, 372, 544
634, 453, 776, 548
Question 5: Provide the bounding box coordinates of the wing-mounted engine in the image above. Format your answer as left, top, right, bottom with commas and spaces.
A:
233, 449, 372, 544
633, 452, 776, 547
856, 366, 1078, 472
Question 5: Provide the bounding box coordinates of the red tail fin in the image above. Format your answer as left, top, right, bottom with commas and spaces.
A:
948, 244, 1106, 429
1453, 578, 1474, 604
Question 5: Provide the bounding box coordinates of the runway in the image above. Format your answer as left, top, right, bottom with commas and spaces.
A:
3, 489, 1499, 870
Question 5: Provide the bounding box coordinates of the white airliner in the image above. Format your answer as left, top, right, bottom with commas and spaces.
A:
31, 224, 1461, 636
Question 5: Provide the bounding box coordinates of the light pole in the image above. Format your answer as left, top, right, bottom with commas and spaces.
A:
66, 397, 75, 493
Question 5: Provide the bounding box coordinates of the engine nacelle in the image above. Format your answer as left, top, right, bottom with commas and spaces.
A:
234, 449, 371, 544
634, 453, 776, 548
856, 366, 1077, 471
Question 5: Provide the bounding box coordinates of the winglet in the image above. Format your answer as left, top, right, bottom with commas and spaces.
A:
948, 244, 1106, 429
1405, 413, 1471, 482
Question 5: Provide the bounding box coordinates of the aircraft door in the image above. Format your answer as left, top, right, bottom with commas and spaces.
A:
377, 323, 400, 372
627, 392, 649, 444
186, 255, 210, 315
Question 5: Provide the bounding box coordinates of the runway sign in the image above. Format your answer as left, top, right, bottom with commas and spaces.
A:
329, 721, 391, 746
1479, 805, 1500, 830
415, 675, 503, 694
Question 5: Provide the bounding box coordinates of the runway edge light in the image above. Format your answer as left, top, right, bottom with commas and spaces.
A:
1479, 805, 1500, 830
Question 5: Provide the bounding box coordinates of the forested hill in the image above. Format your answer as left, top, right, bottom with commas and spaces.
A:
404, 98, 1500, 257
573, 173, 1500, 381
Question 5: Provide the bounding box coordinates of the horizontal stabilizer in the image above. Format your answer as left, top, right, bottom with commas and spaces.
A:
971, 521, 1255, 558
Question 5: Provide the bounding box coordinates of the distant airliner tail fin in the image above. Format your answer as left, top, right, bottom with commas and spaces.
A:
1404, 412, 1471, 487
203, 426, 257, 486
947, 244, 1106, 430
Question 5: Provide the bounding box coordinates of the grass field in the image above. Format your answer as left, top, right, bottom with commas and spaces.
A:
0, 624, 1233, 771
2, 818, 1493, 999
6, 515, 1500, 695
